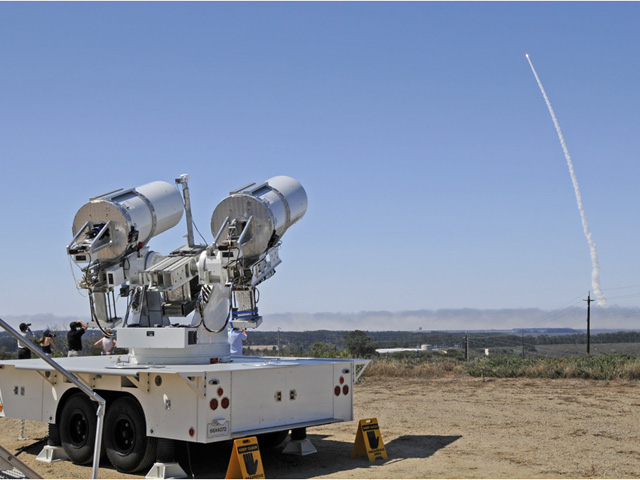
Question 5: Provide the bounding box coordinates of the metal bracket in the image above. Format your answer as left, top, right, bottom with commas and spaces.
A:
213, 216, 230, 246
177, 373, 206, 399
126, 375, 142, 389
66, 220, 114, 257
353, 360, 371, 383
236, 215, 254, 246
37, 371, 58, 387
77, 374, 97, 390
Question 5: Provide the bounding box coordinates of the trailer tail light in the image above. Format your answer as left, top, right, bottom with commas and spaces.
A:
210, 398, 218, 410
343, 385, 349, 395
339, 376, 344, 384
334, 386, 340, 396
0, 404, 3, 412
188, 427, 195, 437
217, 387, 224, 396
221, 397, 230, 409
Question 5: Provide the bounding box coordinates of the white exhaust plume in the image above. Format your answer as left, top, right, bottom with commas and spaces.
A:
525, 53, 606, 306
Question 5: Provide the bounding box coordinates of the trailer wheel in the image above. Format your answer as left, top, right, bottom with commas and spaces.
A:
59, 393, 97, 465
104, 396, 157, 473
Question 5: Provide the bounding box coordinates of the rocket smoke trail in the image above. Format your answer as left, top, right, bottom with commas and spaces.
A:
525, 53, 606, 306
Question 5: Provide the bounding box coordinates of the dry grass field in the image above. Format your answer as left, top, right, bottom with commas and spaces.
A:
2, 375, 639, 478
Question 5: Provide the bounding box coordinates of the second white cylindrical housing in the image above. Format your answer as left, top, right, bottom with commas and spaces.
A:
211, 175, 307, 260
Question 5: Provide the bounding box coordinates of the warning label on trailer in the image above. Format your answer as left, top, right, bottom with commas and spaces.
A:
208, 421, 229, 438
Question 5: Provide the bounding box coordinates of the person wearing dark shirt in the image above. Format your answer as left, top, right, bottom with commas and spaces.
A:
40, 329, 57, 357
67, 321, 87, 357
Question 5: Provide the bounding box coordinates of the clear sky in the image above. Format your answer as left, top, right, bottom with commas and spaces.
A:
1, 2, 640, 324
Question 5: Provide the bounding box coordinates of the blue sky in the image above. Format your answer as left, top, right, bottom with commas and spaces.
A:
2, 2, 640, 325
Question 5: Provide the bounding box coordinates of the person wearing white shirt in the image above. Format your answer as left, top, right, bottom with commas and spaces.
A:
228, 325, 247, 355
16, 323, 35, 359
94, 329, 117, 355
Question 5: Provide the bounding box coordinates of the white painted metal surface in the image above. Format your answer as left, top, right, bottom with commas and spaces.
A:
0, 355, 362, 444
71, 181, 183, 261
211, 176, 307, 260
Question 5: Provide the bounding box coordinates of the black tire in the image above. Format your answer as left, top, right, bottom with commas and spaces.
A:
104, 396, 157, 473
257, 430, 289, 450
59, 393, 97, 465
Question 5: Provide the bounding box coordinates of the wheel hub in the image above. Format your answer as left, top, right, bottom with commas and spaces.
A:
69, 411, 88, 446
114, 417, 136, 454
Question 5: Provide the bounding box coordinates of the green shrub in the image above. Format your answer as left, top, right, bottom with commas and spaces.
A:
361, 353, 640, 380
465, 354, 640, 380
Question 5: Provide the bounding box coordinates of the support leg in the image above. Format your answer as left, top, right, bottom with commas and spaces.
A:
18, 419, 28, 441
36, 424, 69, 463
145, 439, 187, 479
282, 427, 317, 456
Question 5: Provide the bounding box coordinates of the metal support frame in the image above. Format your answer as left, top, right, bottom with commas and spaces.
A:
35, 445, 69, 464
66, 220, 114, 257
0, 443, 43, 479
353, 359, 371, 383
175, 174, 196, 248
0, 317, 106, 480
145, 462, 188, 479
213, 216, 230, 246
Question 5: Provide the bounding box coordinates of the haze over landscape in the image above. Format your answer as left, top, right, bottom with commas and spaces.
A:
2, 3, 640, 332
3, 305, 639, 333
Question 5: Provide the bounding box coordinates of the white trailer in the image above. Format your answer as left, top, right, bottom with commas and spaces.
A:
0, 175, 368, 476
0, 353, 366, 474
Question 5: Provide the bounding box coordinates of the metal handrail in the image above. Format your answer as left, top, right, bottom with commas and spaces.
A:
0, 443, 43, 479
0, 317, 105, 479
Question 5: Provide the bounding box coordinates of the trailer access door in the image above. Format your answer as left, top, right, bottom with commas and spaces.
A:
230, 363, 335, 434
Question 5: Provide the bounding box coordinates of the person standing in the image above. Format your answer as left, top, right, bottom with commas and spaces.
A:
67, 321, 87, 357
16, 323, 35, 359
228, 324, 247, 355
39, 329, 57, 357
94, 330, 117, 355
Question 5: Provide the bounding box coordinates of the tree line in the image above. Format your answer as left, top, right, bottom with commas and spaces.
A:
2, 328, 640, 360
246, 329, 640, 352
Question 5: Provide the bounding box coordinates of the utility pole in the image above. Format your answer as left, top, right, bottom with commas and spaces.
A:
464, 333, 469, 362
522, 333, 525, 358
584, 291, 594, 356
277, 327, 281, 356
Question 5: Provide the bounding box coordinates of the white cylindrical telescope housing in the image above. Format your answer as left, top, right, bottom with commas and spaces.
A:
72, 181, 184, 262
211, 175, 307, 260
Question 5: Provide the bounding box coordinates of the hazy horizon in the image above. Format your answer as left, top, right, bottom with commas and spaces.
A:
3, 304, 638, 333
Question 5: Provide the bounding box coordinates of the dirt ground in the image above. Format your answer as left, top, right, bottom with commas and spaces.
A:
2, 376, 639, 479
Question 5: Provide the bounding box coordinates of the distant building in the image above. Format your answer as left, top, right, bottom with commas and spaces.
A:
376, 344, 432, 354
